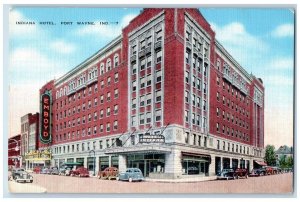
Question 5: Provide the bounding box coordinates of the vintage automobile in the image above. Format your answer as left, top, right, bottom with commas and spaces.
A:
69, 167, 90, 177
250, 166, 272, 177
98, 167, 118, 180
59, 166, 72, 176
50, 167, 59, 175
116, 168, 144, 182
234, 168, 248, 179
217, 168, 235, 180
10, 168, 33, 183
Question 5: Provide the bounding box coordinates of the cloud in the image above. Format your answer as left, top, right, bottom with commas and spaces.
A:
9, 47, 66, 85
269, 58, 294, 70
211, 22, 269, 69
272, 23, 294, 38
50, 40, 76, 54
264, 75, 293, 86
76, 13, 138, 39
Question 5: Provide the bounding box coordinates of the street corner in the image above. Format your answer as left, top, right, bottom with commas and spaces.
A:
8, 181, 47, 193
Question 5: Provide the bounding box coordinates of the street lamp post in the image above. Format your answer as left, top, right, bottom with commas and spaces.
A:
89, 150, 96, 176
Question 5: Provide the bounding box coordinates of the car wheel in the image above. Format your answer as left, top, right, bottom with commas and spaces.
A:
226, 177, 228, 180
245, 174, 248, 179
108, 176, 111, 180
116, 177, 120, 181
30, 180, 33, 183
129, 177, 133, 182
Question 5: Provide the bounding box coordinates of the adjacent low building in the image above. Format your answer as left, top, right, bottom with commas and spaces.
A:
39, 8, 265, 178
8, 134, 21, 169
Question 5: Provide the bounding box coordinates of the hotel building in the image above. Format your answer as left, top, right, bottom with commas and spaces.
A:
39, 8, 264, 178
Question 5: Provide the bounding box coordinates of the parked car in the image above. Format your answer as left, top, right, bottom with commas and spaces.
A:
98, 167, 118, 180
217, 168, 235, 180
117, 168, 144, 182
33, 166, 41, 174
50, 167, 59, 175
69, 167, 90, 177
59, 166, 72, 176
234, 168, 248, 179
250, 166, 272, 177
40, 167, 50, 174
10, 168, 33, 183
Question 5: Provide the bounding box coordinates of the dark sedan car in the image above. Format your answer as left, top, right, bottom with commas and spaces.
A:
10, 168, 33, 183
217, 169, 235, 180
117, 168, 144, 182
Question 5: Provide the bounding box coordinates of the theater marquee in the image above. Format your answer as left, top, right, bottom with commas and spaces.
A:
40, 91, 52, 144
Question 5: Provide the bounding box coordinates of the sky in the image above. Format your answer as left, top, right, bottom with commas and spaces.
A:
8, 7, 294, 149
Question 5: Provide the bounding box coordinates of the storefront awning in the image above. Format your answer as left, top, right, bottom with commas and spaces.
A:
104, 145, 172, 155
181, 151, 211, 159
255, 161, 267, 166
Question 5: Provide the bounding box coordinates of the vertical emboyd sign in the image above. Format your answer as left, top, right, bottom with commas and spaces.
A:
40, 91, 52, 144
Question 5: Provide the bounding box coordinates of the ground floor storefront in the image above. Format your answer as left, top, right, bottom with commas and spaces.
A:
51, 144, 264, 179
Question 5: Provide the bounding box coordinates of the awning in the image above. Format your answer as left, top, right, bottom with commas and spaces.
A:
255, 161, 267, 166
181, 151, 211, 159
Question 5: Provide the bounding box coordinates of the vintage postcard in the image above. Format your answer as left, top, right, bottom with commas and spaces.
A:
6, 5, 294, 195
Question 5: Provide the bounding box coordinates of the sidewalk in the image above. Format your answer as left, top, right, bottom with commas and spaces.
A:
8, 181, 47, 193
145, 176, 217, 183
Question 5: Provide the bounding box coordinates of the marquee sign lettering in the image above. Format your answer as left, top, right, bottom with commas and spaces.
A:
40, 91, 52, 144
139, 132, 165, 143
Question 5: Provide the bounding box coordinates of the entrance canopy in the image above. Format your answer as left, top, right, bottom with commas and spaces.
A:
104, 145, 172, 155
255, 160, 267, 166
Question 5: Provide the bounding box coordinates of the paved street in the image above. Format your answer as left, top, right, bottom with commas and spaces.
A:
9, 172, 293, 194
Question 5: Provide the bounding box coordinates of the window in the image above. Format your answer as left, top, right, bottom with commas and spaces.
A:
185, 91, 189, 103
140, 58, 146, 70
155, 110, 161, 122
82, 116, 86, 124
107, 77, 111, 86
196, 97, 201, 108
140, 77, 146, 88
140, 114, 145, 125
146, 112, 151, 123
107, 107, 111, 116
94, 98, 98, 106
132, 63, 137, 74
88, 127, 91, 135
196, 115, 200, 126
99, 140, 103, 149
100, 109, 104, 119
94, 112, 97, 120
185, 50, 190, 64
156, 50, 162, 63
132, 81, 137, 92
94, 84, 98, 92
106, 139, 110, 148
140, 95, 145, 106
192, 113, 195, 124
203, 100, 206, 111
100, 124, 104, 133
223, 141, 226, 150
88, 100, 91, 108
94, 126, 97, 135
88, 114, 91, 122
147, 74, 151, 86
185, 71, 189, 83
132, 98, 137, 109
106, 123, 110, 132
114, 105, 118, 114
216, 123, 219, 132
192, 56, 196, 68
114, 73, 119, 83
203, 83, 207, 94
100, 64, 105, 75
106, 59, 112, 71
114, 89, 119, 98
82, 143, 85, 151
156, 70, 162, 83
132, 116, 137, 126
185, 110, 189, 122
131, 135, 135, 145
114, 120, 118, 130
147, 55, 152, 67
217, 140, 220, 150
217, 107, 219, 116
186, 30, 191, 41
192, 76, 196, 87
192, 94, 196, 106
155, 90, 162, 102
107, 92, 111, 101
184, 132, 189, 144
217, 92, 219, 101
156, 29, 162, 41
146, 94, 152, 105
114, 55, 119, 67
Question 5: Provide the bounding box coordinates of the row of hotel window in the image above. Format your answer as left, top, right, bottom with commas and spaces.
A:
131, 90, 162, 109
216, 108, 249, 130
184, 111, 207, 128
56, 90, 119, 120
56, 122, 119, 143
56, 72, 119, 104
216, 60, 248, 90
57, 54, 119, 99
185, 53, 208, 75
185, 29, 210, 58
56, 106, 119, 131
216, 123, 250, 142
185, 72, 207, 93
132, 70, 162, 91
185, 92, 206, 110
53, 138, 119, 154
216, 77, 249, 104
131, 50, 162, 74
216, 94, 250, 117
131, 109, 162, 126
184, 131, 250, 155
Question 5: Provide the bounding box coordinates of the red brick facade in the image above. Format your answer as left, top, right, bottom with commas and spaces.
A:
39, 8, 264, 151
